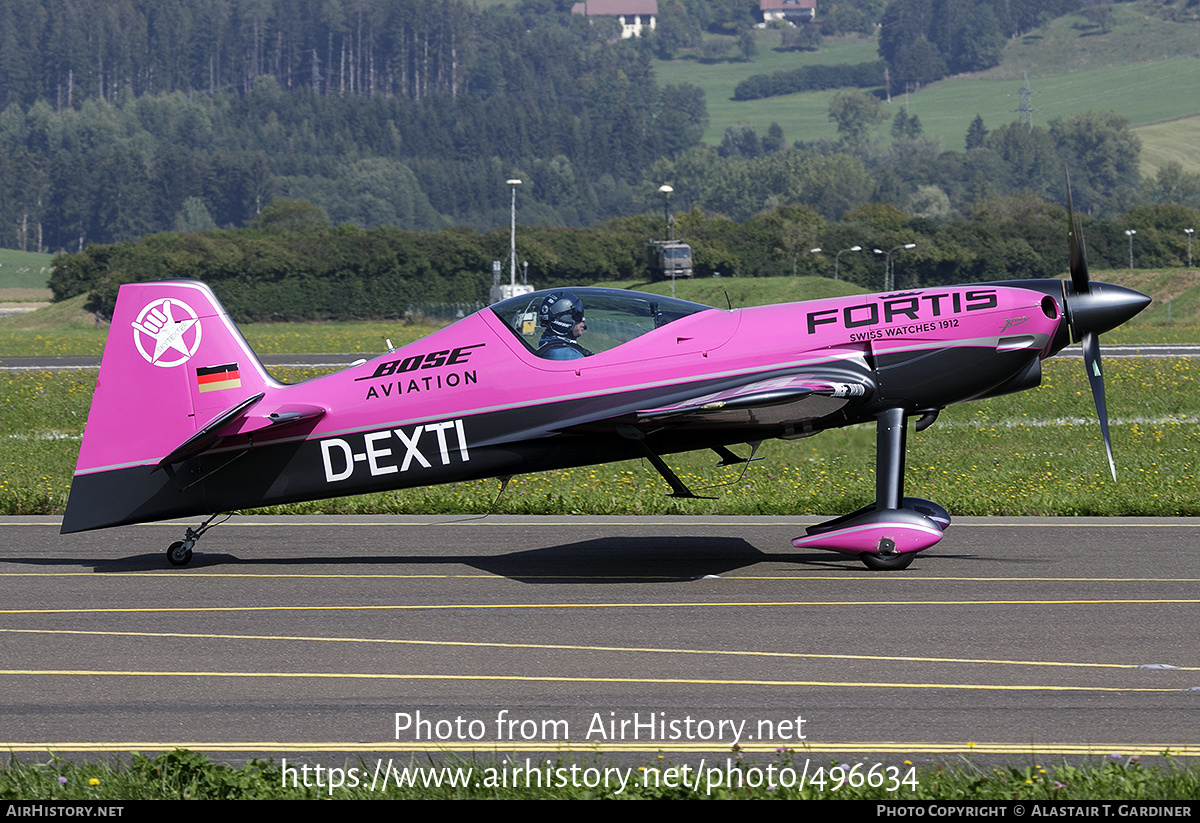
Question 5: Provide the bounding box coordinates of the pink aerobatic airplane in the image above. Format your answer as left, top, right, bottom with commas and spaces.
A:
62, 205, 1149, 570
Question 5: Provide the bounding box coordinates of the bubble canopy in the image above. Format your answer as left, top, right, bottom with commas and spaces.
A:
489, 287, 716, 356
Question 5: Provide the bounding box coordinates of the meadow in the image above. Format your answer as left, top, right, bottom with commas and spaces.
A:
0, 248, 55, 292
3, 355, 1197, 518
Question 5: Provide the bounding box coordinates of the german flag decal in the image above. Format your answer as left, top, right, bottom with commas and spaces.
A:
196, 363, 241, 393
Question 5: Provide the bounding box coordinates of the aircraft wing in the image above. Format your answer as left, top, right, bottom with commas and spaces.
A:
547, 372, 874, 499
549, 372, 874, 437
634, 374, 868, 421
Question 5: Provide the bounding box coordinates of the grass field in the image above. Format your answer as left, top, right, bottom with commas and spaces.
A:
2, 748, 1196, 800
3, 355, 1197, 519
0, 294, 452, 357
654, 3, 1200, 170
0, 248, 55, 290
1136, 115, 1200, 180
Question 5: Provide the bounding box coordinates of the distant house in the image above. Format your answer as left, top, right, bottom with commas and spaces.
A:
570, 0, 658, 39
760, 0, 816, 25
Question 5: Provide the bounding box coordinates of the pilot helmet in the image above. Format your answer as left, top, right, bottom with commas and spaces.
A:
538, 291, 585, 336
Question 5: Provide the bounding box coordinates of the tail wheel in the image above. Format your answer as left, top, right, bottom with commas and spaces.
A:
167, 541, 193, 567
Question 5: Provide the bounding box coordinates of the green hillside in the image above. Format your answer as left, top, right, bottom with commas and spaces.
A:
1099, 268, 1200, 327
1135, 116, 1200, 179
655, 31, 879, 145
655, 30, 875, 146
655, 2, 1200, 171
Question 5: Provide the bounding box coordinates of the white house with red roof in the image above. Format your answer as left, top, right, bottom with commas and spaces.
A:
571, 0, 658, 38
760, 0, 816, 24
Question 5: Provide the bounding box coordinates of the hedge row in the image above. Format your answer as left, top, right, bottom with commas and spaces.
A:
732, 61, 885, 101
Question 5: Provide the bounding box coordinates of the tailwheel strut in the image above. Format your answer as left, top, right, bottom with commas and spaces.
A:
166, 513, 229, 567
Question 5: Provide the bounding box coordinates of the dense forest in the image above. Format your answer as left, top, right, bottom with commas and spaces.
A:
5, 0, 1200, 272
0, 0, 708, 251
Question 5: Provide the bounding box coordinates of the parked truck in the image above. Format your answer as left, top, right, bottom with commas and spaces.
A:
647, 240, 693, 281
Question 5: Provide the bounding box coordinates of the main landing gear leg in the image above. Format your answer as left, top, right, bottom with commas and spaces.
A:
792, 408, 950, 570
861, 407, 916, 570
166, 513, 225, 567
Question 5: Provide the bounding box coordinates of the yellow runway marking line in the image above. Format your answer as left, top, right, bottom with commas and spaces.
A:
0, 668, 1187, 692
4, 598, 1200, 615
0, 627, 1191, 671
0, 742, 1193, 756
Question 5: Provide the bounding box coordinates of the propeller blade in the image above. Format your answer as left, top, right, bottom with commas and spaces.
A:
1081, 331, 1116, 482
1066, 170, 1091, 299
1065, 169, 1129, 480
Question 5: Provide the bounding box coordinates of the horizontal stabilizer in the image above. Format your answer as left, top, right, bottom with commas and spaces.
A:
157, 398, 328, 467
157, 392, 265, 467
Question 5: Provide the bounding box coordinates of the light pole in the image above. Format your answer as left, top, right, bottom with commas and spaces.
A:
873, 243, 916, 291
507, 178, 521, 288
657, 184, 678, 295
1125, 229, 1136, 271
658, 184, 673, 241
1186, 228, 1194, 268
805, 248, 822, 279
835, 245, 862, 281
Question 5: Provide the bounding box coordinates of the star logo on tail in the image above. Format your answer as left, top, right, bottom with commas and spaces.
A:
132, 298, 203, 367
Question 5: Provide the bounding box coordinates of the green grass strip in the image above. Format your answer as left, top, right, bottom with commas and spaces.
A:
2, 748, 1198, 799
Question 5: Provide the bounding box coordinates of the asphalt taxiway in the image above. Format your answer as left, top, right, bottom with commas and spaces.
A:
1, 514, 1197, 764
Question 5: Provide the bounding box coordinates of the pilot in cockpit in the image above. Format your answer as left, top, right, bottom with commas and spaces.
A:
537, 291, 595, 360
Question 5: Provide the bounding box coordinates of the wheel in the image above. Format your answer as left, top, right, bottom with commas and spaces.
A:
167, 541, 193, 567
860, 551, 915, 571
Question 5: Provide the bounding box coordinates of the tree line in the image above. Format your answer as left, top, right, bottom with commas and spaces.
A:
52, 194, 1200, 322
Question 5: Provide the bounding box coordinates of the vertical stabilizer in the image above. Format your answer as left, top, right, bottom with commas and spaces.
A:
61, 280, 277, 532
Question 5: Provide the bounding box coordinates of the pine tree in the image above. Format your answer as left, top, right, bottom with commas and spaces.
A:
966, 115, 988, 150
